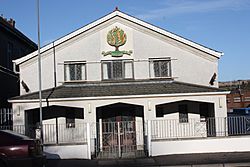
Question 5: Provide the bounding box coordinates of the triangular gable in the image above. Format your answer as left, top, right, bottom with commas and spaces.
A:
13, 10, 223, 65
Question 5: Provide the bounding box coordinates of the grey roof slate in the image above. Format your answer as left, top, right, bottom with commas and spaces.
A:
10, 80, 225, 101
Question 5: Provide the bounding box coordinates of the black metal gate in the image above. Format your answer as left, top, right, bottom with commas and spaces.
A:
93, 121, 147, 159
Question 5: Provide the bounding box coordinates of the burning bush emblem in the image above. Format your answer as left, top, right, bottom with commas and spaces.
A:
102, 26, 132, 57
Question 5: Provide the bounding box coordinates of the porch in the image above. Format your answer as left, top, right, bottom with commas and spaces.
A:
1, 115, 250, 159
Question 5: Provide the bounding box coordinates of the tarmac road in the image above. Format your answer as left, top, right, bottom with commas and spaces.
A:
45, 152, 250, 167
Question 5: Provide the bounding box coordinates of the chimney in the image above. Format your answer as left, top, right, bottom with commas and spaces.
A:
8, 18, 15, 28
0, 15, 16, 28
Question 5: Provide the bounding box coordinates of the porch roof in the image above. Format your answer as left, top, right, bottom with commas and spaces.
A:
10, 80, 226, 101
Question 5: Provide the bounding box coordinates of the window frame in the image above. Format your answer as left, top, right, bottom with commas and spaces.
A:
101, 59, 134, 81
64, 61, 87, 82
149, 57, 172, 79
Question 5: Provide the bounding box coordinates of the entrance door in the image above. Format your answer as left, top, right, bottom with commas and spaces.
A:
95, 103, 145, 159
102, 114, 136, 157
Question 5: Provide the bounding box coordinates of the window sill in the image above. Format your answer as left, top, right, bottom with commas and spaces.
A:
64, 80, 87, 83
102, 78, 134, 81
149, 77, 173, 80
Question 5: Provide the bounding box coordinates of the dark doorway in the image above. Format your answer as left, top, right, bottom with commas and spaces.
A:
95, 103, 145, 159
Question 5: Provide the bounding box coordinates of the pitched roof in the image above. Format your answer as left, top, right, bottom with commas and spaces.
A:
13, 10, 223, 65
9, 80, 227, 101
0, 17, 37, 49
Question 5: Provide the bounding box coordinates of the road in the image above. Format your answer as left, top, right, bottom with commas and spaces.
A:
45, 152, 250, 167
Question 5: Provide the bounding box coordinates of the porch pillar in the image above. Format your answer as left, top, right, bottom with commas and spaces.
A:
86, 123, 91, 159
214, 96, 228, 137
147, 120, 152, 156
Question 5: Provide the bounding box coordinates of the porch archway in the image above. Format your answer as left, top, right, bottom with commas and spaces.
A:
95, 102, 146, 159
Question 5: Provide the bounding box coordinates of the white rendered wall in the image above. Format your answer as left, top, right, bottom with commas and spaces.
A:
18, 17, 219, 95
44, 144, 88, 159
151, 136, 250, 156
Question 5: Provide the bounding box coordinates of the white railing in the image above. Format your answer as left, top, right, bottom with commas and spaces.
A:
0, 123, 88, 145
151, 116, 250, 140
43, 123, 88, 144
1, 116, 250, 145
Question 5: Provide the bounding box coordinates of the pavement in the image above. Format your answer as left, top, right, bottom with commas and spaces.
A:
45, 152, 250, 167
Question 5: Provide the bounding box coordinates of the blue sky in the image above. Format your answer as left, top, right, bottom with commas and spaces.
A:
1, 0, 250, 81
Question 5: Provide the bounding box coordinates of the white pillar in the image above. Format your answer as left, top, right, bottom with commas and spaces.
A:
147, 120, 152, 156
86, 123, 91, 159
99, 118, 103, 151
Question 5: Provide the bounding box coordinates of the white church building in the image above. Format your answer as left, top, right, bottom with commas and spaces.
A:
8, 9, 250, 159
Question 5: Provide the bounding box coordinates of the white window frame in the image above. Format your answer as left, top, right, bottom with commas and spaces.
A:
101, 60, 134, 80
64, 61, 87, 82
149, 58, 172, 78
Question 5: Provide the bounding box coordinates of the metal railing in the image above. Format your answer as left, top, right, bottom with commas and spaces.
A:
151, 116, 250, 140
43, 123, 88, 144
0, 108, 13, 126
0, 123, 88, 145
1, 116, 250, 145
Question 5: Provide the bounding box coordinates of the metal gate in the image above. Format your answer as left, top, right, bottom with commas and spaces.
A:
93, 121, 147, 159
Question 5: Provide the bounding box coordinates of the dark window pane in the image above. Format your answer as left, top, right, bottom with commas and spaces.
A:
69, 64, 75, 80
156, 106, 164, 117
179, 104, 188, 123
161, 61, 169, 77
153, 61, 160, 77
113, 61, 123, 79
106, 62, 112, 79
76, 64, 82, 80
66, 111, 75, 128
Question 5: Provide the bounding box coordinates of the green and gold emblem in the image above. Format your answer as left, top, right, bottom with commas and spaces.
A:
102, 26, 132, 57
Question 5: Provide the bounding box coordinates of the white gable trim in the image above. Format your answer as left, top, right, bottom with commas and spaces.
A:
13, 10, 223, 65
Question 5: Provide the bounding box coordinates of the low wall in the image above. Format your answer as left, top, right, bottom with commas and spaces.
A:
152, 136, 250, 156
44, 144, 88, 159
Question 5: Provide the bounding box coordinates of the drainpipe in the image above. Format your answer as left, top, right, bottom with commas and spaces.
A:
53, 42, 57, 87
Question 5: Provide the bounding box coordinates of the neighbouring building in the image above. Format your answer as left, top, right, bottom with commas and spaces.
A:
9, 9, 250, 160
219, 80, 250, 113
0, 15, 37, 126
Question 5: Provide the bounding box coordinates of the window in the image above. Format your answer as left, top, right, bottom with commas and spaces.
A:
233, 97, 241, 102
179, 104, 188, 123
64, 62, 86, 81
66, 112, 75, 128
149, 58, 171, 78
199, 103, 209, 121
102, 60, 133, 80
244, 97, 250, 102
156, 106, 164, 117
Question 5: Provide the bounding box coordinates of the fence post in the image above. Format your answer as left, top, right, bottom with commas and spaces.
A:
147, 120, 152, 156
86, 123, 91, 159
